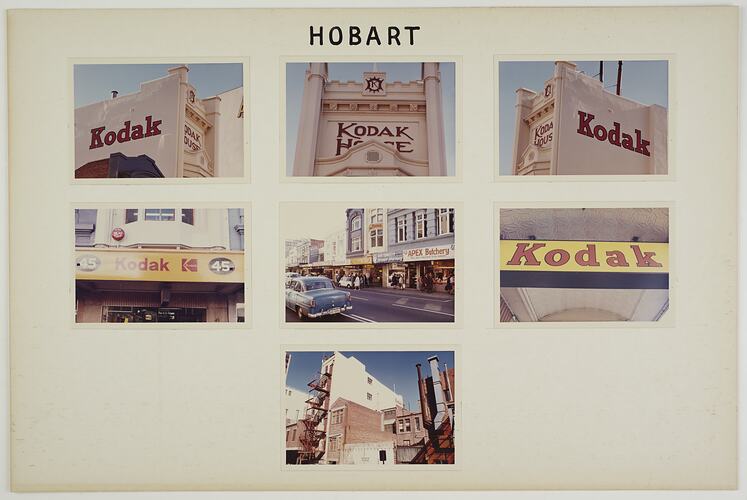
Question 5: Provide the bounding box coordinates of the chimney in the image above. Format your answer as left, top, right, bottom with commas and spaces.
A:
428, 355, 448, 429
415, 363, 431, 428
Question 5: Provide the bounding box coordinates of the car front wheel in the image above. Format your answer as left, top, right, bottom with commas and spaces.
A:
296, 306, 305, 321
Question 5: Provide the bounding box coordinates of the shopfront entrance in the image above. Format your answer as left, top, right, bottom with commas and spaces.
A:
103, 306, 207, 323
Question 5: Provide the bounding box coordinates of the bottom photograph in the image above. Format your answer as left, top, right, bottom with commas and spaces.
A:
284, 350, 456, 466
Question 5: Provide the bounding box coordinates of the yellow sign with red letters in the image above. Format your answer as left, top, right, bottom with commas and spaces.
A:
75, 249, 244, 283
500, 240, 668, 273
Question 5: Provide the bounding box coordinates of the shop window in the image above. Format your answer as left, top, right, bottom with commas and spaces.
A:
181, 208, 194, 225
351, 215, 361, 231
437, 208, 455, 235
144, 208, 176, 221
124, 209, 138, 224
397, 217, 407, 242
103, 306, 206, 322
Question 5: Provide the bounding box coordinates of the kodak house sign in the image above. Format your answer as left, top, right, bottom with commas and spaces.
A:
335, 122, 414, 156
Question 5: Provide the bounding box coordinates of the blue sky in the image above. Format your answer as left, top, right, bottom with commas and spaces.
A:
286, 62, 456, 176
74, 63, 243, 108
498, 60, 669, 175
286, 351, 455, 413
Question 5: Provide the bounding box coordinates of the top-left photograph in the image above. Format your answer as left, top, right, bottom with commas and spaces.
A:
74, 63, 245, 179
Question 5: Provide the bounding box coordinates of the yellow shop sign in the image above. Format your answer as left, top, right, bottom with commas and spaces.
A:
75, 248, 244, 283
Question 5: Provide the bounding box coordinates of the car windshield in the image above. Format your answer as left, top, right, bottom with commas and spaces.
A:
305, 280, 333, 291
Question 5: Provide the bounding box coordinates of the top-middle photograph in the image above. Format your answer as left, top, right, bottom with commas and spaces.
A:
286, 62, 456, 178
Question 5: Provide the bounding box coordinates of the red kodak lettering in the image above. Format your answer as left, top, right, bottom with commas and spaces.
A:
605, 250, 630, 267
574, 244, 600, 267
576, 110, 652, 158
506, 242, 546, 266
89, 127, 105, 149
545, 248, 570, 266
630, 245, 662, 268
576, 111, 594, 137
88, 115, 162, 150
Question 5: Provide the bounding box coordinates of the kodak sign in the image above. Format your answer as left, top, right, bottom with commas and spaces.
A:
501, 240, 668, 273
75, 249, 244, 283
500, 240, 668, 289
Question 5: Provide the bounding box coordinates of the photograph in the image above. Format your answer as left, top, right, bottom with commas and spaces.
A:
499, 207, 669, 322
74, 63, 244, 179
286, 62, 455, 177
282, 205, 456, 323
498, 60, 668, 176
74, 207, 245, 323
284, 351, 456, 465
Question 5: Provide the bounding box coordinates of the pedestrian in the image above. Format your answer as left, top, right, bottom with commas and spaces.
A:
354, 275, 361, 290
390, 273, 398, 289
449, 273, 455, 295
445, 273, 454, 295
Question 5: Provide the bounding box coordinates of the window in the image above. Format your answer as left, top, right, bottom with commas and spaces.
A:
437, 208, 454, 235
403, 440, 410, 446
367, 393, 373, 401
370, 229, 383, 248
144, 208, 176, 221
405, 419, 411, 432
329, 436, 340, 452
351, 215, 361, 231
331, 408, 344, 425
398, 420, 404, 433
397, 217, 407, 242
124, 209, 138, 224
351, 236, 361, 252
291, 428, 296, 441
367, 377, 373, 385
416, 211, 427, 239
286, 430, 290, 440
415, 417, 421, 431
370, 208, 383, 224
181, 209, 194, 225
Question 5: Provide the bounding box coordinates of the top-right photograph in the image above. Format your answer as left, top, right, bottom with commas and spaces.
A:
499, 60, 668, 176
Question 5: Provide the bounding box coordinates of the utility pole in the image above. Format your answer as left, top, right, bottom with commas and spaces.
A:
599, 61, 603, 83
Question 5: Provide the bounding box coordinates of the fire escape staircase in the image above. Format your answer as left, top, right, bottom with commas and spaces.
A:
297, 371, 332, 464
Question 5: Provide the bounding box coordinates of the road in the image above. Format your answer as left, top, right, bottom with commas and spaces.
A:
285, 286, 455, 323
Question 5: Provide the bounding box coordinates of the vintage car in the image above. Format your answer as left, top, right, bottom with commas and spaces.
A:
338, 276, 355, 289
285, 276, 352, 320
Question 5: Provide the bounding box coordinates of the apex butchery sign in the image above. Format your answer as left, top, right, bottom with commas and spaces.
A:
74, 72, 181, 177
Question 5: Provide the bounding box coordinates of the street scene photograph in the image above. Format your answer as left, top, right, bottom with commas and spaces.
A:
499, 60, 668, 176
75, 206, 245, 323
286, 62, 456, 177
284, 350, 456, 465
281, 204, 456, 323
499, 207, 669, 322
74, 63, 244, 179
